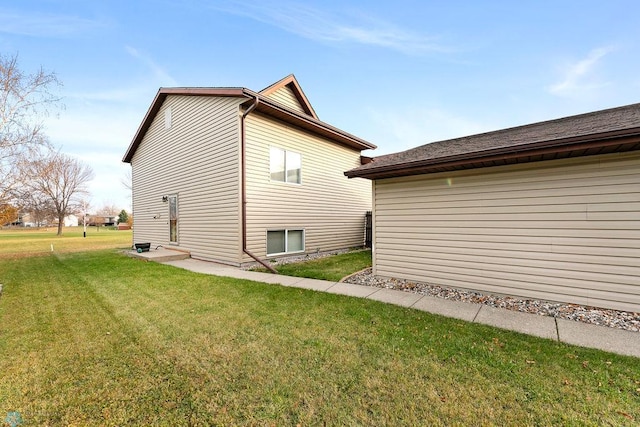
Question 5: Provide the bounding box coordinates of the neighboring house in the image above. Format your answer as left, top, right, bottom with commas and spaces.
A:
123, 75, 375, 267
346, 103, 640, 312
21, 212, 44, 227
89, 215, 117, 227
47, 214, 80, 227
63, 215, 79, 227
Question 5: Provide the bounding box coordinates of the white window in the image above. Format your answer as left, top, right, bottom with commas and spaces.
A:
267, 229, 304, 255
270, 147, 301, 184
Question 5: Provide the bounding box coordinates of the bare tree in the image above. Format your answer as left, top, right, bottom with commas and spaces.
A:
96, 203, 120, 217
21, 190, 57, 226
121, 169, 132, 191
0, 53, 61, 205
24, 151, 94, 236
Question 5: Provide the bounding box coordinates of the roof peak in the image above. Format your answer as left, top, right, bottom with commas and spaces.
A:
259, 74, 318, 119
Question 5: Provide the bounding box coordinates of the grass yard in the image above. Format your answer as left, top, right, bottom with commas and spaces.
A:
0, 226, 132, 258
261, 249, 372, 281
1, 249, 639, 425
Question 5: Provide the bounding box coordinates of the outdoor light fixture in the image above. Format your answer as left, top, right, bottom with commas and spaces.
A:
162, 195, 168, 202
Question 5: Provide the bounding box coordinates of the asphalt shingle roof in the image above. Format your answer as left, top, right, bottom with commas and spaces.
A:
346, 103, 640, 179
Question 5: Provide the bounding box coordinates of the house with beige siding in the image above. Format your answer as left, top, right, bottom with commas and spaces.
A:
346, 103, 640, 312
123, 75, 375, 268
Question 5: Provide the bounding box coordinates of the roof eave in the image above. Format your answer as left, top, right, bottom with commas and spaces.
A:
345, 130, 640, 179
123, 86, 375, 163
122, 87, 250, 163
248, 93, 376, 151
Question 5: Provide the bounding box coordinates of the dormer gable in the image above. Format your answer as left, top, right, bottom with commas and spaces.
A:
259, 74, 318, 119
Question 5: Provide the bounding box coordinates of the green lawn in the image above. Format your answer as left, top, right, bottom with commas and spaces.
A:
1, 249, 639, 425
0, 226, 132, 258
260, 249, 372, 281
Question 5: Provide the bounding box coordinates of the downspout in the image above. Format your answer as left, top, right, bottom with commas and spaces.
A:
241, 96, 278, 273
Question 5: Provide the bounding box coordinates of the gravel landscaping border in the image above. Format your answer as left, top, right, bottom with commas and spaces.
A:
244, 248, 640, 333
344, 268, 640, 333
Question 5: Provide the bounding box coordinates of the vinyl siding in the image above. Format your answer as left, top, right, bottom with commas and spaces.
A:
131, 95, 243, 264
244, 112, 371, 261
264, 86, 307, 115
373, 151, 640, 312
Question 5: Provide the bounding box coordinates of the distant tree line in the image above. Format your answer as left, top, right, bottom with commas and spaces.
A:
6, 201, 131, 229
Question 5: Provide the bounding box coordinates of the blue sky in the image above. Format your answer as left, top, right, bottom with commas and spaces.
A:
2, 1, 639, 211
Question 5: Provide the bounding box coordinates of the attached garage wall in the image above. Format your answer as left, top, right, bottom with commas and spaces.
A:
373, 151, 640, 312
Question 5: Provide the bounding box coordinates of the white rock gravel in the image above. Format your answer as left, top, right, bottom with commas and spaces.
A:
344, 268, 640, 333
246, 250, 640, 333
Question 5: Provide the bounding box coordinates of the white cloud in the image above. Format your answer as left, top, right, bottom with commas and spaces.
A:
45, 110, 139, 150
43, 107, 139, 211
366, 107, 495, 155
66, 86, 151, 103
125, 45, 178, 86
210, 1, 448, 55
0, 9, 102, 37
40, 45, 175, 212
78, 152, 131, 211
548, 46, 616, 96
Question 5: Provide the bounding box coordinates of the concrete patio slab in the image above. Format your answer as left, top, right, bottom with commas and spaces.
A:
366, 288, 423, 307
556, 318, 640, 358
128, 248, 190, 262
412, 296, 481, 322
474, 306, 558, 340
326, 282, 380, 298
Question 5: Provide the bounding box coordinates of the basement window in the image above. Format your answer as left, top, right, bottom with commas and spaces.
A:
267, 229, 304, 255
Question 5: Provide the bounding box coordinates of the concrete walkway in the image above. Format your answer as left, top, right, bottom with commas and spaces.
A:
161, 258, 640, 359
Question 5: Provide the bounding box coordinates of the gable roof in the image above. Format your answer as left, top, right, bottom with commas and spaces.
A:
259, 74, 318, 119
345, 103, 640, 179
123, 78, 375, 163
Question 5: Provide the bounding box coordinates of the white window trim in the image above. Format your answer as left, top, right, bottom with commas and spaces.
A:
269, 146, 302, 185
266, 229, 305, 256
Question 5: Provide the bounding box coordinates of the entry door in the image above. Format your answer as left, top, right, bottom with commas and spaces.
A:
168, 194, 178, 243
